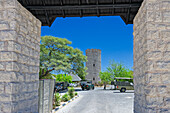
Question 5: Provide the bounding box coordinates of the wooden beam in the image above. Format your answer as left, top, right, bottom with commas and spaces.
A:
79, 0, 83, 17
36, 12, 137, 18
26, 3, 141, 10
59, 0, 65, 18
21, 0, 30, 7
96, 0, 100, 17
41, 0, 50, 26
126, 0, 132, 24
60, 0, 63, 5
86, 0, 89, 4
112, 0, 115, 15
24, 0, 29, 5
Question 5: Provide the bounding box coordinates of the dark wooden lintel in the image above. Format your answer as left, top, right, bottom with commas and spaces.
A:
26, 3, 141, 10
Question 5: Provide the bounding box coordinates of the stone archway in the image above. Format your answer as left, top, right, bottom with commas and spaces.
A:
0, 0, 170, 112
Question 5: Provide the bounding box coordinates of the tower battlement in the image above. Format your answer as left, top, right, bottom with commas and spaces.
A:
86, 49, 101, 54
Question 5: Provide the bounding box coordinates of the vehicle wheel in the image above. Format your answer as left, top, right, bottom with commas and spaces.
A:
82, 88, 84, 90
92, 86, 94, 90
120, 88, 126, 92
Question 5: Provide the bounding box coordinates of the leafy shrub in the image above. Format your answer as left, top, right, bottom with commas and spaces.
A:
98, 81, 103, 86
54, 93, 61, 106
75, 92, 78, 96
68, 87, 75, 98
61, 93, 70, 102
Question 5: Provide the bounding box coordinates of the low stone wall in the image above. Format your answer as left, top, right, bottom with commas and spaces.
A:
39, 79, 55, 113
133, 0, 170, 112
0, 0, 41, 112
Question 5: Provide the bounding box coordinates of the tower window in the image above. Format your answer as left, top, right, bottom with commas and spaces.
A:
93, 77, 95, 80
93, 64, 95, 67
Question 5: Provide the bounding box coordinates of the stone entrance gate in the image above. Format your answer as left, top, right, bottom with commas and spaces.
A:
0, 0, 170, 113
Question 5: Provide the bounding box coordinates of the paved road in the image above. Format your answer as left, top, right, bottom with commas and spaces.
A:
57, 87, 134, 113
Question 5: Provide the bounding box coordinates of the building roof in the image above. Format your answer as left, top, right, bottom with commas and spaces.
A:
70, 73, 82, 82
115, 77, 133, 80
17, 0, 143, 26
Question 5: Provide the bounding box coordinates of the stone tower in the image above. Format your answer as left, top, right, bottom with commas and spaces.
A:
86, 49, 101, 84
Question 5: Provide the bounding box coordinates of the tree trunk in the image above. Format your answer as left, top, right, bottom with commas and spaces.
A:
104, 82, 106, 90
40, 68, 55, 79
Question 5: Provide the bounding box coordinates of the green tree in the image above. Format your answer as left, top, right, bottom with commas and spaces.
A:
54, 93, 61, 106
39, 36, 87, 79
68, 87, 75, 98
39, 68, 53, 79
107, 60, 133, 78
106, 60, 133, 82
98, 60, 133, 90
53, 74, 72, 83
66, 48, 87, 80
107, 60, 124, 78
99, 72, 112, 90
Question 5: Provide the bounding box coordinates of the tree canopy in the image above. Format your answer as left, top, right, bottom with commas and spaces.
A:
53, 74, 72, 83
99, 72, 112, 83
99, 71, 112, 89
99, 60, 133, 88
107, 60, 133, 79
39, 36, 87, 79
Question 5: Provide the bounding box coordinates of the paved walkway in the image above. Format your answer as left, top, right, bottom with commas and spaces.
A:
57, 87, 134, 113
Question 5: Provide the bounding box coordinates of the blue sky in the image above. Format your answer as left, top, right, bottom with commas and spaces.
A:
41, 16, 133, 71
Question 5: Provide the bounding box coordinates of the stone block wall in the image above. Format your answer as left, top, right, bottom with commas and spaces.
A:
86, 49, 101, 84
133, 0, 170, 112
39, 80, 55, 113
0, 0, 41, 112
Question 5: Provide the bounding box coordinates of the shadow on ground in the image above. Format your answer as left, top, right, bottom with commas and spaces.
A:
58, 89, 68, 93
113, 91, 134, 93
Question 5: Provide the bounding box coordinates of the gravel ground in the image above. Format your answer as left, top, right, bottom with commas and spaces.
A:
56, 87, 134, 113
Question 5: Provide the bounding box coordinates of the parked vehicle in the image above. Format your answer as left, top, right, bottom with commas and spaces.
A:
80, 81, 94, 90
55, 83, 62, 92
115, 77, 134, 92
55, 82, 68, 92
61, 82, 68, 90
69, 83, 78, 87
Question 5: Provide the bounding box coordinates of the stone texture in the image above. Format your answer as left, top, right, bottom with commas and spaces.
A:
86, 49, 101, 84
0, 0, 41, 112
39, 80, 55, 113
133, 0, 170, 112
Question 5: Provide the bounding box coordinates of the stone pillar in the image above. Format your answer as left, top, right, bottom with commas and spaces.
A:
0, 0, 41, 112
134, 0, 170, 112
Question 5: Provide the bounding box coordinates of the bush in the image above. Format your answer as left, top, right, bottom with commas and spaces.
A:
98, 81, 103, 86
68, 87, 75, 98
54, 93, 61, 106
75, 92, 78, 96
61, 93, 70, 102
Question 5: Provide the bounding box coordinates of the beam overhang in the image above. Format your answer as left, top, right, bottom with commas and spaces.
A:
26, 3, 141, 10
17, 0, 143, 26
